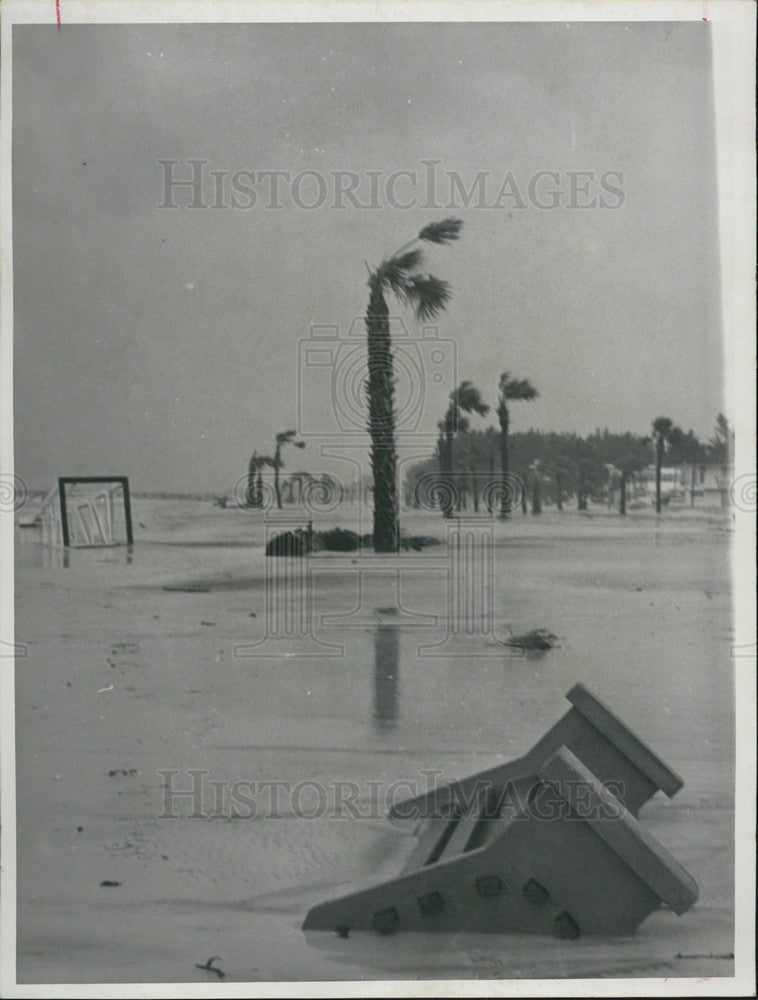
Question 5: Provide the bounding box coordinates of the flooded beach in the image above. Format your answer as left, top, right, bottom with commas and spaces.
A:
13, 499, 734, 983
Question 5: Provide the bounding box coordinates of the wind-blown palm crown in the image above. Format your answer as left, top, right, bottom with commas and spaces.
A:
368, 217, 462, 321
497, 373, 538, 412
365, 218, 463, 551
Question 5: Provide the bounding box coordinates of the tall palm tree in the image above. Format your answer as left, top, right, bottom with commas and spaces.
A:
272, 430, 305, 510
651, 417, 676, 514
437, 380, 489, 518
365, 218, 463, 552
496, 373, 538, 518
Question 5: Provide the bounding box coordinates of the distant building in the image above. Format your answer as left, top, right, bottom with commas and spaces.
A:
637, 463, 731, 507
688, 463, 731, 507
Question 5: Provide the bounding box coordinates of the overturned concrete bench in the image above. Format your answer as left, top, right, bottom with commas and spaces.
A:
302, 684, 698, 938
392, 682, 683, 825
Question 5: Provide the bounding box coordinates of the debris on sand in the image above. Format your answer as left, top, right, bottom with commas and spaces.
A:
676, 952, 734, 960
99, 880, 121, 887
505, 629, 558, 651
400, 535, 442, 551
194, 956, 225, 979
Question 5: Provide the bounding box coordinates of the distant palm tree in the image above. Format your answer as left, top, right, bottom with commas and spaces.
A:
290, 471, 310, 505
485, 426, 497, 513
669, 427, 704, 507
651, 417, 676, 514
576, 458, 597, 511
530, 461, 542, 515
246, 451, 274, 507
437, 380, 489, 518
246, 452, 260, 507
496, 373, 538, 518
546, 455, 572, 511
617, 454, 645, 515
709, 412, 733, 468
272, 430, 305, 510
365, 218, 463, 552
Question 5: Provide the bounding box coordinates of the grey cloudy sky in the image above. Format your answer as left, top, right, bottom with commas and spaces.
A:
13, 21, 722, 493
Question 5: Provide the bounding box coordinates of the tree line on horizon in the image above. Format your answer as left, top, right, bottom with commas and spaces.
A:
404, 413, 733, 516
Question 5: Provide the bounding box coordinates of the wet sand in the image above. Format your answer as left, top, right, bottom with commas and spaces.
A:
13, 500, 735, 984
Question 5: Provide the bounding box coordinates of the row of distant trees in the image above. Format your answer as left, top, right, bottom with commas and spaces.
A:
246, 430, 305, 509
405, 413, 733, 517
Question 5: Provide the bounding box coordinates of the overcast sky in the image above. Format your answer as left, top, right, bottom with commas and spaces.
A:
12, 21, 722, 493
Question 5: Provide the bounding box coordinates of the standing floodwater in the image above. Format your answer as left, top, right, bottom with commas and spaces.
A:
373, 623, 400, 728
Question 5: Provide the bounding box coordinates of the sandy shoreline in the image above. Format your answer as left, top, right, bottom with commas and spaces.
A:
13, 500, 734, 984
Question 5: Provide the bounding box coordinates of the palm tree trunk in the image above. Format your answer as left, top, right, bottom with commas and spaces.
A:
499, 408, 510, 519
440, 429, 454, 519
470, 466, 479, 513
690, 462, 696, 507
578, 470, 587, 511
247, 457, 256, 507
619, 471, 627, 515
532, 476, 541, 515
556, 472, 563, 511
655, 444, 663, 514
366, 281, 399, 552
274, 445, 282, 510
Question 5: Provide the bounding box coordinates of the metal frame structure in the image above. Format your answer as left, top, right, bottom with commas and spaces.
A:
57, 477, 133, 548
